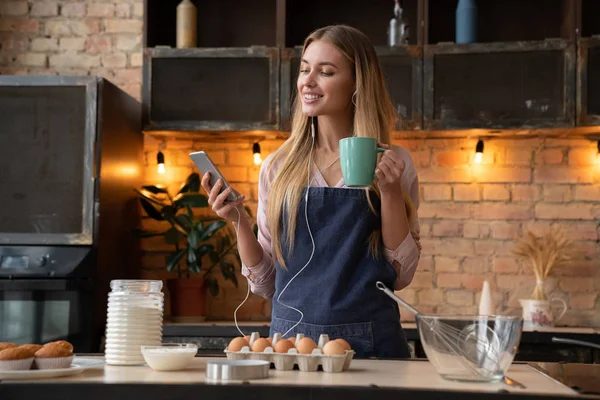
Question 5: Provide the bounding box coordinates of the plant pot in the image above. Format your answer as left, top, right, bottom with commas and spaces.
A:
166, 278, 207, 322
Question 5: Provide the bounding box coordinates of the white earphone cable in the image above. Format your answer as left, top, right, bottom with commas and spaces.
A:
232, 206, 249, 337
275, 119, 318, 338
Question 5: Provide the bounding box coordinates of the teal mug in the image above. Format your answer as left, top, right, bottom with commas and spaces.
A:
339, 137, 386, 187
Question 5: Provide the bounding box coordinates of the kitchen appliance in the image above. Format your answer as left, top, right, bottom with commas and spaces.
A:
0, 76, 143, 352
376, 281, 523, 383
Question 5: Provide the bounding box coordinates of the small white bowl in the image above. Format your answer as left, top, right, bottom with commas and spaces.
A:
141, 343, 198, 371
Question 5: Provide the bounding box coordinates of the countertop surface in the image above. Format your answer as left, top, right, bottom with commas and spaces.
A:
2, 356, 598, 400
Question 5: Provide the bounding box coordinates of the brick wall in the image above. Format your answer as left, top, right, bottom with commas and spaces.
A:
0, 0, 143, 100
1, 2, 598, 326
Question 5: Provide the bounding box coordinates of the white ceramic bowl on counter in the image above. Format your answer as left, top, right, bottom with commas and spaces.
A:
141, 343, 198, 371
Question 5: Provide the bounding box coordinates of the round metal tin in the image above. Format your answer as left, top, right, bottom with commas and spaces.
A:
206, 359, 270, 381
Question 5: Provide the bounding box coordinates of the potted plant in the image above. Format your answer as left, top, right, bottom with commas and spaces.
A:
135, 172, 253, 321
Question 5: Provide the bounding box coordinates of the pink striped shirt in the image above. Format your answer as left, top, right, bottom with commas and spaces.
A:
241, 145, 421, 298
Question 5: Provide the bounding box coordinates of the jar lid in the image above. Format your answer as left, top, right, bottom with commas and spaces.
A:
110, 280, 163, 293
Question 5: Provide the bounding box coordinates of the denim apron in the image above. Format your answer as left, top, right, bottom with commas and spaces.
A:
269, 187, 411, 359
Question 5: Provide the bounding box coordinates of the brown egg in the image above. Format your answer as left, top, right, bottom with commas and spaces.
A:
243, 335, 251, 343
250, 338, 270, 352
335, 339, 352, 351
288, 337, 296, 345
274, 339, 295, 354
296, 337, 317, 354
267, 337, 273, 344
322, 340, 346, 355
227, 337, 249, 352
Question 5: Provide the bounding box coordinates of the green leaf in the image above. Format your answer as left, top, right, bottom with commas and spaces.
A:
175, 214, 194, 231
220, 262, 238, 287
188, 262, 201, 274
186, 205, 194, 218
164, 227, 182, 245
206, 278, 219, 297
166, 249, 185, 272
173, 193, 209, 208
142, 185, 169, 195
136, 188, 167, 206
187, 245, 197, 264
139, 198, 165, 221
199, 221, 226, 241
178, 173, 201, 194
162, 206, 188, 235
187, 229, 199, 248
194, 221, 204, 233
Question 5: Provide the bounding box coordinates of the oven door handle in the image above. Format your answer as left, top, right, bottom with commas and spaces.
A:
0, 279, 93, 291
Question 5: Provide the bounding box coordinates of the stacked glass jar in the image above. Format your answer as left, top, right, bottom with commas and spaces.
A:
104, 280, 164, 365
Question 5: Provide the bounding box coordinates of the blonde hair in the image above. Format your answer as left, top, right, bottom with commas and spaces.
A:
267, 25, 414, 268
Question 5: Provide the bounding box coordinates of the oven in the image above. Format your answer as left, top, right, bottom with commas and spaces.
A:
0, 246, 97, 352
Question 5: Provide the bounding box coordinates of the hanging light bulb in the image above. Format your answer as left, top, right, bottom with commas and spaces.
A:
157, 151, 166, 174
596, 141, 600, 162
253, 142, 262, 166
475, 139, 484, 164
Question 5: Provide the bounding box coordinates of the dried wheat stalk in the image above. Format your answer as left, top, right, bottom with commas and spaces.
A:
512, 225, 575, 300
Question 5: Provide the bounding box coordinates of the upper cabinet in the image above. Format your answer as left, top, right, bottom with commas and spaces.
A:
142, 47, 280, 132
577, 0, 600, 126
142, 0, 600, 135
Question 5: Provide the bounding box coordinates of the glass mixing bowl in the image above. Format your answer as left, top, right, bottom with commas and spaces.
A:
416, 315, 523, 382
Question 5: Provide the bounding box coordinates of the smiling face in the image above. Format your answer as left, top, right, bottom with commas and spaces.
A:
297, 40, 355, 118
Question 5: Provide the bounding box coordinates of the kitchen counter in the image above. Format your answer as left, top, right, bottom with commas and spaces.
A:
162, 321, 600, 363
1, 356, 599, 400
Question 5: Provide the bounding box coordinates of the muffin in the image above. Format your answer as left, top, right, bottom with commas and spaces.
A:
44, 340, 74, 353
34, 342, 74, 369
20, 344, 43, 354
0, 347, 35, 371
0, 342, 18, 352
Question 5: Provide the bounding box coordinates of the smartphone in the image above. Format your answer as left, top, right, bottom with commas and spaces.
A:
189, 151, 240, 202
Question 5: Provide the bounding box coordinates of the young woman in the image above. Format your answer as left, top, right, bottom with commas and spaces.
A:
201, 25, 421, 358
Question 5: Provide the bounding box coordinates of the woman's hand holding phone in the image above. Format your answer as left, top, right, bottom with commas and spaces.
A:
201, 172, 246, 222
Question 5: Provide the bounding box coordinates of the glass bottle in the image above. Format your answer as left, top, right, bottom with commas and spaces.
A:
104, 280, 164, 365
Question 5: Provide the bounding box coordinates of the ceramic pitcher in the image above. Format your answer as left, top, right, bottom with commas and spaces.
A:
519, 297, 567, 330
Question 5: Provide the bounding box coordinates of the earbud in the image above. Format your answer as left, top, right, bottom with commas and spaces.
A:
311, 117, 315, 138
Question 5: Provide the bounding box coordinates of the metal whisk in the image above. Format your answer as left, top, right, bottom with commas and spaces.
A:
376, 281, 506, 379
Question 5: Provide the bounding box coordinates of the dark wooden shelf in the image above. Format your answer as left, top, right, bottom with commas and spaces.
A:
284, 0, 420, 47
145, 0, 277, 48
581, 0, 600, 38
426, 0, 575, 45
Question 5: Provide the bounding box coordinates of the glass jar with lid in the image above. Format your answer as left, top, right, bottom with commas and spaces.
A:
104, 280, 164, 365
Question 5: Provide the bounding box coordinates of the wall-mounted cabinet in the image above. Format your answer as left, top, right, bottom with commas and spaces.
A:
424, 40, 575, 130
577, 37, 600, 126
142, 47, 280, 132
142, 0, 600, 135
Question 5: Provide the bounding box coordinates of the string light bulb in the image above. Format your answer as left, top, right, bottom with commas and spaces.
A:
596, 141, 600, 162
253, 142, 262, 166
157, 151, 165, 174
475, 139, 484, 164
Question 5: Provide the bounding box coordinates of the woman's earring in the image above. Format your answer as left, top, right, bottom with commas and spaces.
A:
352, 91, 357, 107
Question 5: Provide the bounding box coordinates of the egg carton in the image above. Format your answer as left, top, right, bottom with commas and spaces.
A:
224, 332, 355, 373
